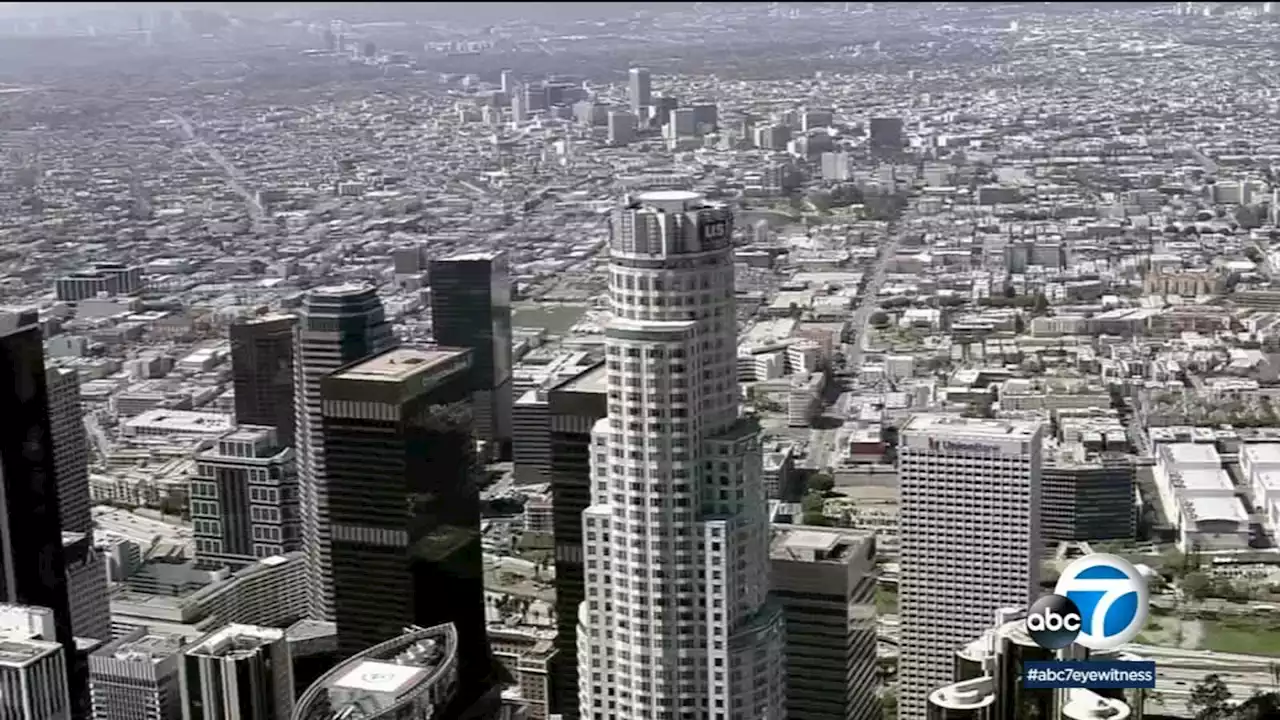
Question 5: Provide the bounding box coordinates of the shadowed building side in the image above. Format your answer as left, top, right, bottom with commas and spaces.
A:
320, 346, 493, 710
0, 308, 82, 716
428, 251, 513, 460
545, 362, 606, 720
230, 315, 297, 448
294, 285, 396, 623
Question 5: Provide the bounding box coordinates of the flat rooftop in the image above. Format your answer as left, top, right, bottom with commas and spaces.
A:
189, 625, 283, 659
124, 409, 233, 434
239, 312, 295, 325
333, 659, 426, 694
1164, 442, 1222, 467
557, 363, 607, 395
104, 633, 185, 663
1172, 468, 1234, 493
0, 307, 38, 336
0, 639, 58, 667
1187, 496, 1249, 524
1243, 443, 1280, 467
438, 250, 502, 263
333, 347, 468, 383
311, 283, 372, 297
903, 414, 1041, 439
776, 528, 841, 554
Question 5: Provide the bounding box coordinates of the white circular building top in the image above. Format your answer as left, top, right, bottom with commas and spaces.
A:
636, 190, 705, 212
638, 189, 701, 203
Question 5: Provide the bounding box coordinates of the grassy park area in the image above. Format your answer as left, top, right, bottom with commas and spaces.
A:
1199, 618, 1280, 655
875, 585, 898, 615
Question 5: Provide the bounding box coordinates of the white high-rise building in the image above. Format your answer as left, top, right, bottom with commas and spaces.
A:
0, 605, 71, 720
577, 191, 785, 720
294, 285, 396, 621
896, 415, 1043, 720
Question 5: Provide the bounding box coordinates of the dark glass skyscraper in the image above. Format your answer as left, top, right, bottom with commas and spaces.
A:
0, 308, 82, 713
319, 346, 491, 706
546, 363, 607, 720
428, 251, 513, 459
230, 314, 297, 448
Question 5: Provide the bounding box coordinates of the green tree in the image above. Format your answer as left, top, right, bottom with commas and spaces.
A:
1187, 671, 1239, 717
801, 491, 824, 514
802, 512, 833, 526
869, 310, 891, 328
807, 473, 835, 494
1183, 572, 1213, 600
881, 689, 897, 720
1189, 674, 1233, 720
1234, 691, 1280, 720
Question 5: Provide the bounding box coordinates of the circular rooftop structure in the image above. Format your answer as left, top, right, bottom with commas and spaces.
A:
311, 283, 373, 297
638, 189, 702, 203
636, 189, 705, 212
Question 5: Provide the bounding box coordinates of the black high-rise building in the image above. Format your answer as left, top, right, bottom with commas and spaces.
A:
868, 116, 905, 158
546, 363, 607, 720
320, 346, 492, 706
230, 314, 297, 447
428, 251, 513, 459
0, 308, 83, 714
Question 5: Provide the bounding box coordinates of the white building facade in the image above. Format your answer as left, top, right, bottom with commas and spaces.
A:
294, 285, 396, 621
897, 415, 1044, 720
577, 191, 785, 720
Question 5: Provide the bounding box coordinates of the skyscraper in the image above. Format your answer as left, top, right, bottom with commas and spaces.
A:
628, 66, 651, 116
0, 605, 72, 720
428, 251, 513, 458
897, 415, 1043, 720
868, 116, 904, 158
46, 367, 92, 536
319, 346, 490, 705
230, 315, 297, 448
294, 285, 396, 622
0, 308, 81, 710
181, 624, 294, 720
88, 629, 184, 720
545, 363, 607, 720
770, 526, 879, 720
64, 533, 111, 642
190, 426, 297, 565
47, 366, 112, 644
577, 192, 785, 720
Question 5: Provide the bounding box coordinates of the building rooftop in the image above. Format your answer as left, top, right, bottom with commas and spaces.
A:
903, 414, 1041, 439
237, 312, 295, 326
1242, 443, 1280, 466
332, 660, 426, 695
1164, 442, 1222, 467
770, 525, 873, 563
311, 283, 373, 298
437, 250, 503, 263
0, 638, 59, 667
297, 624, 458, 720
555, 362, 607, 395
105, 632, 185, 664
187, 624, 284, 659
0, 307, 38, 336
1186, 496, 1249, 524
124, 409, 233, 435
1172, 468, 1233, 493
332, 347, 469, 383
